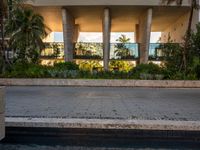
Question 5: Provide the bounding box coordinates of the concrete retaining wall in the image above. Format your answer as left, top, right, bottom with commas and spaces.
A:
0, 87, 5, 141
0, 78, 200, 88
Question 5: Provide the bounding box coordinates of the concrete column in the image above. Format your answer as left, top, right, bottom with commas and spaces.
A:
62, 8, 75, 62
0, 87, 5, 141
103, 8, 111, 71
73, 25, 80, 43
138, 8, 152, 64
134, 24, 139, 43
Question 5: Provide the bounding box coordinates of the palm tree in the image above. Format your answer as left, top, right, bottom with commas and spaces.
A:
114, 35, 131, 59
116, 34, 131, 43
0, 0, 8, 72
0, 0, 25, 72
162, 0, 199, 72
5, 7, 50, 63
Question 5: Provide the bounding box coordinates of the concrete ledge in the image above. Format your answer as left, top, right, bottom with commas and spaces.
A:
0, 87, 5, 141
0, 78, 200, 88
6, 117, 200, 131
0, 87, 5, 113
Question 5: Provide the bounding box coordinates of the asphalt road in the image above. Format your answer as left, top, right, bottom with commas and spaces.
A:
5, 86, 200, 121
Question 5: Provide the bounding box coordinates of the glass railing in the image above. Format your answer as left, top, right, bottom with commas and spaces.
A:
41, 42, 180, 61
149, 43, 164, 61
41, 42, 64, 59
149, 43, 180, 61
74, 42, 103, 59
42, 42, 139, 60
110, 43, 139, 60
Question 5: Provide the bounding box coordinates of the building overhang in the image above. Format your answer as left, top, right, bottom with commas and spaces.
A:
26, 0, 191, 6
34, 6, 190, 32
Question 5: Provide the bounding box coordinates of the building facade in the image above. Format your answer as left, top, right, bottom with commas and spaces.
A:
27, 0, 200, 70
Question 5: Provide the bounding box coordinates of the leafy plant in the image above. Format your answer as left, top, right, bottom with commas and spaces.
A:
162, 0, 199, 72
5, 7, 50, 63
109, 60, 134, 72
54, 62, 79, 71
79, 60, 102, 72
130, 63, 164, 79
114, 35, 131, 59
74, 55, 102, 59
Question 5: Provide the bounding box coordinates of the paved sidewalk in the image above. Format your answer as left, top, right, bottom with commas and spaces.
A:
5, 86, 200, 121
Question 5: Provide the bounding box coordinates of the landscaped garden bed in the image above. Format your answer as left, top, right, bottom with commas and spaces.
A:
0, 61, 199, 80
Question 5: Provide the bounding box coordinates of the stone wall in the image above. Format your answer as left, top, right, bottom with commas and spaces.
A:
0, 87, 5, 141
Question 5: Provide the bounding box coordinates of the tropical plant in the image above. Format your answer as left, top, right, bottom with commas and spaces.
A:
114, 35, 131, 59
162, 42, 183, 78
130, 63, 164, 79
79, 60, 102, 72
0, 0, 27, 72
75, 42, 103, 58
5, 7, 50, 63
191, 24, 200, 61
109, 60, 134, 72
54, 62, 79, 70
161, 27, 200, 80
0, 0, 8, 73
52, 43, 60, 58
162, 0, 199, 72
116, 34, 131, 43
190, 23, 200, 79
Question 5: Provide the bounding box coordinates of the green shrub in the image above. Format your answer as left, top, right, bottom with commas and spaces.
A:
79, 61, 102, 72
3, 62, 50, 78
54, 62, 79, 71
47, 69, 79, 78
1, 62, 80, 78
1, 60, 198, 80
109, 60, 134, 72
195, 65, 200, 79
88, 70, 131, 79
130, 63, 164, 79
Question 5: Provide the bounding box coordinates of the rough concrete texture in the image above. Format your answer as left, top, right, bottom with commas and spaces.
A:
0, 114, 5, 139
5, 86, 200, 121
0, 79, 200, 88
0, 87, 5, 141
0, 88, 5, 113
0, 144, 184, 150
139, 8, 152, 64
103, 8, 111, 71
6, 117, 200, 131
62, 8, 75, 62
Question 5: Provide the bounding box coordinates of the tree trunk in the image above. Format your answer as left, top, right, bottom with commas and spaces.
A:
0, 16, 6, 73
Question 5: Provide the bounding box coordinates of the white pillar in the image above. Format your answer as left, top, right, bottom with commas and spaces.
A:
138, 8, 152, 64
0, 87, 5, 141
62, 8, 75, 62
103, 8, 111, 71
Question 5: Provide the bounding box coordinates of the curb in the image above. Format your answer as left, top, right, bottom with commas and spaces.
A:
6, 117, 200, 131
0, 79, 200, 88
